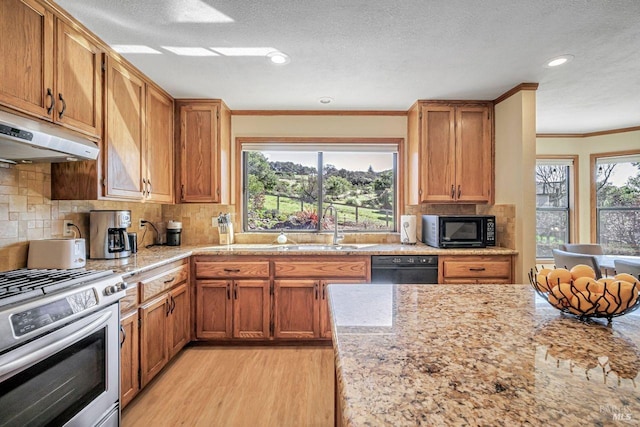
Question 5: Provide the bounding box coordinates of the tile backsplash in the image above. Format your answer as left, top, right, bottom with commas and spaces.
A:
0, 163, 516, 271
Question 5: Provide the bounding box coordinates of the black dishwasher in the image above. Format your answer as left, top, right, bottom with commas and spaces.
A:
371, 255, 438, 284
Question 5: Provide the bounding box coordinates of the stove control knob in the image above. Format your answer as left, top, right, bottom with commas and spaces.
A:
104, 285, 118, 296
116, 282, 127, 291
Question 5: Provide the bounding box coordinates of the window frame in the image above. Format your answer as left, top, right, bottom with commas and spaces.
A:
236, 137, 405, 234
535, 155, 579, 261
590, 149, 640, 247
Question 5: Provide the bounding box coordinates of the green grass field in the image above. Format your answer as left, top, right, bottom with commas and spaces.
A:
262, 194, 392, 228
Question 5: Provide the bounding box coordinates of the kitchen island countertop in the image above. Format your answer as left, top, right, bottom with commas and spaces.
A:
328, 283, 640, 426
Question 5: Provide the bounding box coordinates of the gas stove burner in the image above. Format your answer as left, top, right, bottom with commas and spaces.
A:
0, 268, 114, 308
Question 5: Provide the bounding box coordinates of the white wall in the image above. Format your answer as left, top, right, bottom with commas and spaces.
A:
495, 90, 538, 282
536, 130, 640, 243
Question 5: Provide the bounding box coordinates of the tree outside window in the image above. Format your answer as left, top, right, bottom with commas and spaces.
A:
595, 154, 640, 255
536, 161, 571, 258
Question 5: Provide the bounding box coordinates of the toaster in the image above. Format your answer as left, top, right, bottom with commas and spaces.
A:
27, 238, 87, 269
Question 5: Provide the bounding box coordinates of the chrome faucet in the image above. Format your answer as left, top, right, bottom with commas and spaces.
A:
322, 204, 344, 245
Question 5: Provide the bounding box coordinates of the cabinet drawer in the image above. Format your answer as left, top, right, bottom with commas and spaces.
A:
140, 264, 190, 302
195, 261, 270, 279
120, 286, 139, 314
441, 256, 511, 279
273, 259, 368, 279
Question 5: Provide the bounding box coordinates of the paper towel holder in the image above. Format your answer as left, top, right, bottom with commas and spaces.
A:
400, 215, 417, 245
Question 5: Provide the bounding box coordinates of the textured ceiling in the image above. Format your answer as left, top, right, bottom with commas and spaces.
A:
56, 0, 640, 133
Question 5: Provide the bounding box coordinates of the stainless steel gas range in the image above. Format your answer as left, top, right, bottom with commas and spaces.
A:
0, 268, 127, 427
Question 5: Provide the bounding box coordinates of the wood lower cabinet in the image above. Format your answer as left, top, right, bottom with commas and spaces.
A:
139, 292, 169, 387
168, 283, 190, 358
439, 255, 514, 284
273, 257, 370, 340
175, 99, 231, 203
120, 310, 139, 409
273, 279, 319, 339
407, 101, 493, 204
195, 264, 270, 340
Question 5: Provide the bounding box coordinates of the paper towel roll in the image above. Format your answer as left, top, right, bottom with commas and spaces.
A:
400, 215, 417, 244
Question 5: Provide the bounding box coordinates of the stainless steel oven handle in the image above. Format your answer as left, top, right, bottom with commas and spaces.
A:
0, 311, 112, 380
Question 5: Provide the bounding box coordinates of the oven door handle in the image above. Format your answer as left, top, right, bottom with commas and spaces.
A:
0, 310, 112, 381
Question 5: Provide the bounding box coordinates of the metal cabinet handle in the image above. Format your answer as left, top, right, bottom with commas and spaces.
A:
58, 93, 66, 119
147, 179, 152, 197
120, 324, 126, 348
224, 268, 241, 273
46, 88, 54, 114
181, 185, 185, 201
166, 298, 171, 316
234, 283, 238, 300
170, 296, 176, 313
226, 283, 231, 299
314, 283, 319, 299
163, 276, 176, 284
469, 267, 486, 272
322, 283, 326, 300
450, 185, 455, 198
142, 178, 147, 196
457, 185, 461, 198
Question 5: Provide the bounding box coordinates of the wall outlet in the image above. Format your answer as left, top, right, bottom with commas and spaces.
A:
212, 217, 218, 227
139, 219, 145, 229
63, 220, 74, 237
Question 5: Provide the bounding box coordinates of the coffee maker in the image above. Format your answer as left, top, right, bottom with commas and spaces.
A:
89, 210, 132, 259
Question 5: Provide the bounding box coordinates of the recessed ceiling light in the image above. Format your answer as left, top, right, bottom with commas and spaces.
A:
267, 51, 290, 65
112, 45, 161, 54
545, 54, 574, 68
318, 97, 334, 105
211, 47, 277, 56
162, 46, 219, 56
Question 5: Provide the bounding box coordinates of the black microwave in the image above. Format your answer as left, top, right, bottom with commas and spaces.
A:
422, 215, 496, 248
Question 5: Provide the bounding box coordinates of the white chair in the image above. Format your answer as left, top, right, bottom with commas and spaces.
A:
552, 249, 602, 279
614, 259, 640, 279
561, 243, 604, 255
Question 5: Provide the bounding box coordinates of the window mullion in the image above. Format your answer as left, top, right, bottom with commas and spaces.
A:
317, 152, 323, 232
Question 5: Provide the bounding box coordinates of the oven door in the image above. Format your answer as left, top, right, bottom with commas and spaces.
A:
0, 303, 120, 427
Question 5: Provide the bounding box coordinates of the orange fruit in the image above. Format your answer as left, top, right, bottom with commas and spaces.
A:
573, 276, 597, 292
615, 273, 640, 285
539, 268, 553, 276
551, 282, 575, 304
535, 273, 552, 292
569, 291, 602, 315
570, 264, 596, 280
603, 280, 639, 312
547, 268, 572, 287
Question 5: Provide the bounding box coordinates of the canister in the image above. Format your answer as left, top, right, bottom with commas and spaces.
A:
166, 221, 182, 246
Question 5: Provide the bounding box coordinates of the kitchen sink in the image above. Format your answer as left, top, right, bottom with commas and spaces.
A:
279, 244, 360, 251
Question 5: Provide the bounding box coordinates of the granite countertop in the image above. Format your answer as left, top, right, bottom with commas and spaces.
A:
328, 284, 640, 426
83, 243, 516, 278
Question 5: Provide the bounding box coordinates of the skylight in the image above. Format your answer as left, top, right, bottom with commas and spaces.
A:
210, 47, 278, 56
112, 45, 161, 54
169, 0, 234, 23
161, 46, 220, 56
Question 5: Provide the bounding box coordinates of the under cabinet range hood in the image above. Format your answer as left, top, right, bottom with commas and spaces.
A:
0, 110, 99, 164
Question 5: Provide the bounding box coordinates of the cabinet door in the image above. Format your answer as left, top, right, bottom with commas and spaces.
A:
196, 280, 232, 339
273, 279, 319, 339
455, 106, 492, 203
420, 105, 456, 202
233, 280, 270, 339
145, 85, 174, 203
319, 280, 367, 339
54, 19, 102, 138
178, 103, 220, 202
120, 310, 139, 409
140, 294, 169, 387
105, 58, 145, 199
0, 0, 54, 118
168, 283, 190, 358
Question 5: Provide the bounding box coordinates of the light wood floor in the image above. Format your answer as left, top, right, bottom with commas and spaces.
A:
122, 346, 334, 427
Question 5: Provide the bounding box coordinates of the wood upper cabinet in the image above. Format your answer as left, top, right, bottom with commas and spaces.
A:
176, 100, 230, 203
120, 310, 139, 409
273, 279, 319, 339
104, 57, 145, 199
0, 0, 101, 138
145, 85, 174, 203
54, 19, 102, 138
407, 101, 493, 204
